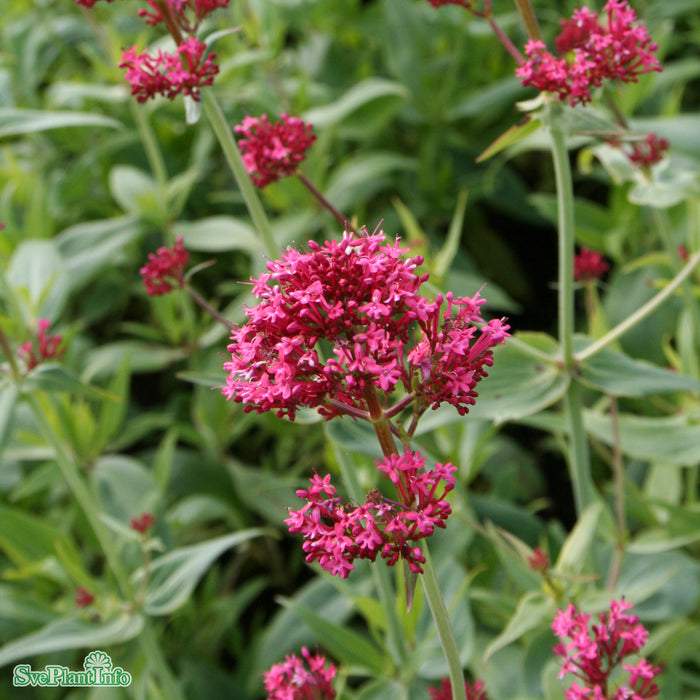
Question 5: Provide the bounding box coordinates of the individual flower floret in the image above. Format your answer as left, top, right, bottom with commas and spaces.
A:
119, 38, 219, 103
234, 114, 316, 188
516, 1, 661, 106
18, 319, 65, 370
628, 133, 669, 168
138, 0, 229, 31
574, 248, 609, 282
75, 587, 95, 608
552, 599, 661, 700
263, 647, 336, 700
285, 451, 456, 577
131, 512, 156, 533
429, 678, 488, 700
222, 229, 509, 421
140, 236, 190, 296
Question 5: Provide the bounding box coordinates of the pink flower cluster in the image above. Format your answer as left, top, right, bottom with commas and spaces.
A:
429, 678, 488, 700
516, 1, 661, 106
286, 451, 456, 578
263, 647, 336, 700
119, 38, 218, 103
235, 114, 317, 188
138, 0, 229, 32
131, 512, 156, 533
18, 319, 65, 370
628, 133, 669, 168
222, 229, 509, 421
552, 599, 660, 700
574, 248, 609, 282
140, 236, 190, 296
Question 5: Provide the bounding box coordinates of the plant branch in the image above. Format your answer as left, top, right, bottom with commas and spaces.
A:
575, 248, 700, 362
297, 172, 360, 235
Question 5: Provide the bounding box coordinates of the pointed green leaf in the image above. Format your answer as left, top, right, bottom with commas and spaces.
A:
279, 599, 390, 676
477, 117, 542, 163
0, 614, 143, 668
0, 108, 122, 138
136, 529, 267, 615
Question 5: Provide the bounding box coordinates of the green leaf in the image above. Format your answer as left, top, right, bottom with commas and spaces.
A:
585, 411, 700, 466
483, 591, 553, 663
22, 365, 115, 401
555, 501, 605, 574
325, 152, 416, 211
136, 529, 267, 615
0, 504, 81, 568
0, 108, 122, 138
0, 382, 19, 463
278, 598, 390, 676
576, 337, 700, 396
626, 529, 700, 555
173, 216, 260, 253
7, 240, 70, 320
303, 78, 407, 137
433, 189, 468, 278
467, 333, 569, 423
109, 166, 162, 218
56, 216, 143, 291
0, 614, 143, 668
476, 118, 541, 163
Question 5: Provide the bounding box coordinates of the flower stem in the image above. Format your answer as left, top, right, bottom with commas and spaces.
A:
185, 286, 235, 330
512, 0, 542, 42
483, 2, 524, 65
421, 543, 467, 700
297, 172, 360, 235
575, 248, 700, 362
331, 440, 409, 666
131, 101, 168, 195
202, 92, 279, 259
550, 109, 595, 515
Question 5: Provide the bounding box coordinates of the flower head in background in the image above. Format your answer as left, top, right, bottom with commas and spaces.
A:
235, 114, 316, 188
286, 451, 456, 577
574, 248, 609, 282
527, 547, 550, 574
628, 133, 669, 168
18, 319, 65, 371
429, 678, 488, 700
138, 0, 229, 31
75, 587, 96, 608
516, 1, 661, 106
553, 599, 661, 700
222, 229, 508, 421
263, 647, 336, 700
140, 236, 190, 296
119, 38, 218, 103
131, 512, 156, 533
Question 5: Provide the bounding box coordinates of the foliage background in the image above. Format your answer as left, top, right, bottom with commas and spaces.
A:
1, 0, 700, 697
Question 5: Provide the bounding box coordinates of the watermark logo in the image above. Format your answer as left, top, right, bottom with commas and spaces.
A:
13, 650, 132, 688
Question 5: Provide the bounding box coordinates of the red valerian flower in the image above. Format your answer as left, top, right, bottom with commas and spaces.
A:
234, 113, 316, 188
18, 319, 65, 370
140, 236, 190, 296
119, 38, 219, 103
131, 512, 156, 533
75, 587, 96, 608
552, 599, 661, 700
429, 678, 488, 700
516, 1, 661, 106
263, 647, 336, 700
574, 248, 609, 282
138, 0, 229, 31
222, 229, 509, 421
527, 546, 550, 573
628, 133, 670, 168
286, 451, 456, 578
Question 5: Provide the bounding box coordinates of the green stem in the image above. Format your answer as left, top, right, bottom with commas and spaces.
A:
202, 91, 278, 259
550, 110, 595, 515
575, 248, 700, 363
27, 394, 132, 598
131, 101, 168, 195
28, 394, 185, 700
331, 441, 409, 666
421, 543, 467, 700
139, 620, 185, 700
